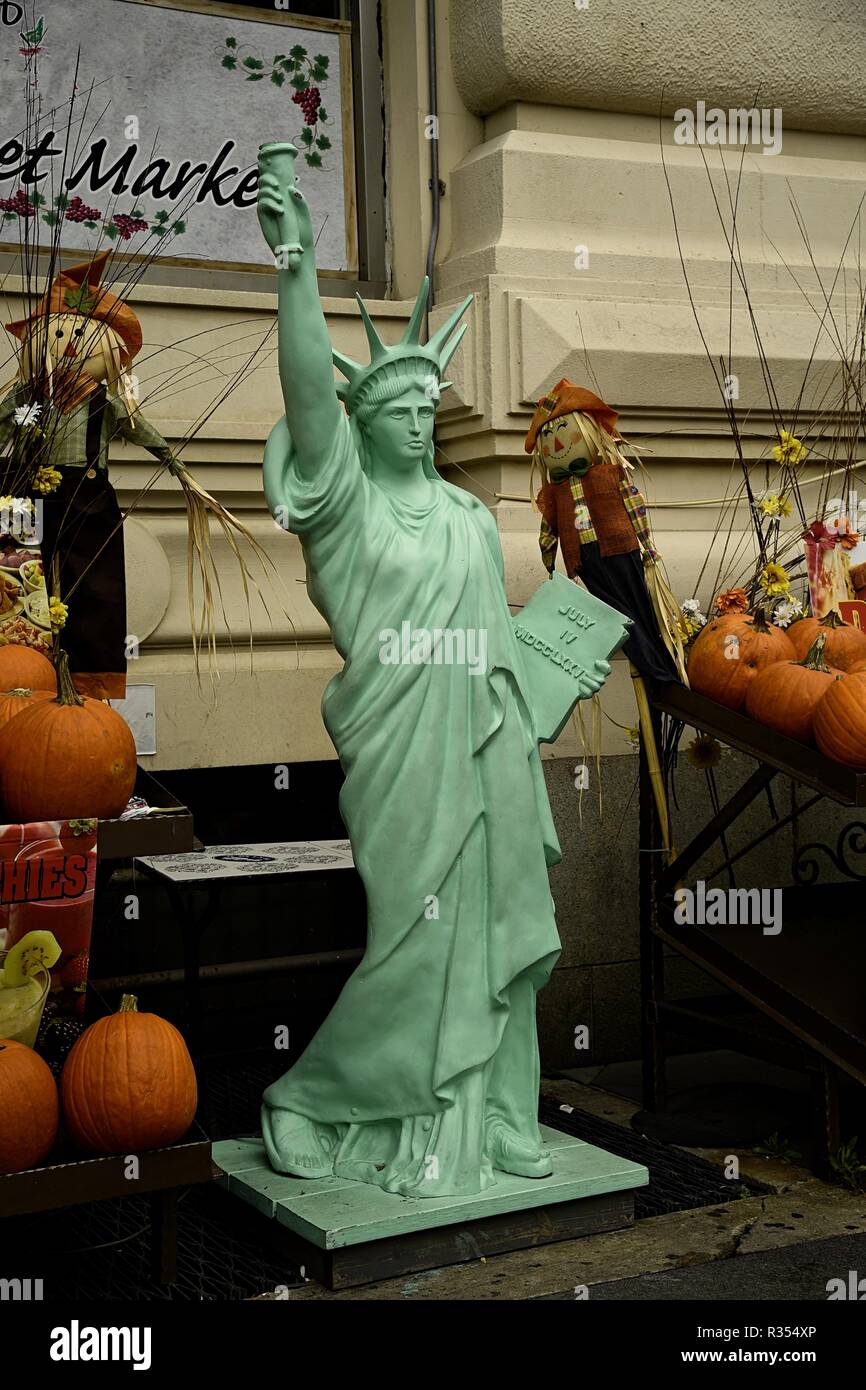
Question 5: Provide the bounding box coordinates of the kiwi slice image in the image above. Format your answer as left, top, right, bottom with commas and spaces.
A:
1, 930, 62, 987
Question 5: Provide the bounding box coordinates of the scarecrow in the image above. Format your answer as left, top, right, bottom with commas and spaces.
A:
0, 250, 173, 698
526, 379, 686, 851
526, 379, 685, 683
0, 250, 269, 699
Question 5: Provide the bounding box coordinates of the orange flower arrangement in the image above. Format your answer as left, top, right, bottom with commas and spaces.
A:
714, 588, 749, 615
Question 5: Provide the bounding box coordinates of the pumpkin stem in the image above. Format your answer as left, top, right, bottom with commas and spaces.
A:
54, 648, 85, 708
119, 994, 139, 1013
798, 633, 832, 673
819, 608, 847, 629
751, 606, 772, 633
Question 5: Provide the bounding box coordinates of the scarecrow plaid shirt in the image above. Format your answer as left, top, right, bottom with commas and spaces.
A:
0, 384, 171, 472
538, 468, 656, 574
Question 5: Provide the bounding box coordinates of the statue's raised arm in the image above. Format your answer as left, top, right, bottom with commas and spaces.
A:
257, 142, 342, 476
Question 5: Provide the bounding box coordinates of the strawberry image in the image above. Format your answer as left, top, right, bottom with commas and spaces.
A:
59, 949, 89, 993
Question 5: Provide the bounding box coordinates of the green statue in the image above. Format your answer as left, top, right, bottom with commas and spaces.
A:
257, 141, 610, 1198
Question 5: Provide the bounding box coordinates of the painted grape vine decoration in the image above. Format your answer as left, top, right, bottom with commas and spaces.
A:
0, 191, 186, 241
220, 38, 333, 169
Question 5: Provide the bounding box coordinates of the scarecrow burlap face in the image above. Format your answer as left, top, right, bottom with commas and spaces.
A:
537, 411, 601, 479
22, 314, 122, 390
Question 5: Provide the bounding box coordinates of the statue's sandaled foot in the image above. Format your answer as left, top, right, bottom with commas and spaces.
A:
261, 1104, 336, 1179
488, 1120, 553, 1179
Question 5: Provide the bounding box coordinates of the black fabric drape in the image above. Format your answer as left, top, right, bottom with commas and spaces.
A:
578, 542, 679, 684
39, 394, 126, 697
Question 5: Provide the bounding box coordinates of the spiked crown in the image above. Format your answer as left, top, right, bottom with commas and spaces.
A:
334, 276, 472, 413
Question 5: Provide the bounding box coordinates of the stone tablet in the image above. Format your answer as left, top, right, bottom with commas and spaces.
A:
513, 572, 632, 743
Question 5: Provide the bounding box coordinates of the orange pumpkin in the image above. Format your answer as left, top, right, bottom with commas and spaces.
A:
787, 609, 866, 672
745, 635, 843, 743
0, 651, 136, 820
0, 686, 54, 734
814, 671, 866, 770
0, 1039, 59, 1174
62, 995, 197, 1154
687, 610, 796, 710
0, 646, 55, 692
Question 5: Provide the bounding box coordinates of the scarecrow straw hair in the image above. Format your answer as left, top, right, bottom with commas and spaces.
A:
165, 455, 287, 692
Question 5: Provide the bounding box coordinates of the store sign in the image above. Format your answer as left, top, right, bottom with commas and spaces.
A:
0, 0, 355, 272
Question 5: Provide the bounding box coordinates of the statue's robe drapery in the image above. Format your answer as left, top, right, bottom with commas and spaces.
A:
261, 412, 562, 1197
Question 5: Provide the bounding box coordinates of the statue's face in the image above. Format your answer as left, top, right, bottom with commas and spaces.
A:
363, 381, 437, 472
539, 412, 598, 469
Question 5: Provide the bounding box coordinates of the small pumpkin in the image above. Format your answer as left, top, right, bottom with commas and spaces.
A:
687, 609, 796, 710
0, 1039, 59, 1174
62, 994, 197, 1154
814, 671, 866, 770
745, 635, 843, 743
787, 609, 866, 672
0, 686, 54, 734
0, 645, 55, 692
0, 650, 136, 820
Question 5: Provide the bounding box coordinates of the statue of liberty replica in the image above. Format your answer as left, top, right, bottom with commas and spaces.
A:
257, 142, 609, 1199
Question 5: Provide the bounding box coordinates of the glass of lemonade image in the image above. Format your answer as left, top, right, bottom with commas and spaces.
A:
0, 952, 51, 1047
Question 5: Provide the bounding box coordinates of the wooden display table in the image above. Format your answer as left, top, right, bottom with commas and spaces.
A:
641, 682, 866, 1170
132, 840, 361, 1059
0, 1133, 215, 1284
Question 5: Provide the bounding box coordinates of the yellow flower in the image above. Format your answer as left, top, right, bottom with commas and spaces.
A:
32, 466, 62, 495
758, 562, 791, 597
625, 724, 640, 751
771, 431, 807, 466
687, 735, 723, 769
757, 493, 792, 518
49, 597, 68, 631
676, 613, 700, 643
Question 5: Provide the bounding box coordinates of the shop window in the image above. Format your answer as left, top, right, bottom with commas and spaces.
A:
0, 0, 384, 290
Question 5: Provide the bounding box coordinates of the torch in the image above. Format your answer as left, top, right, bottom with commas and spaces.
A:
258, 141, 304, 272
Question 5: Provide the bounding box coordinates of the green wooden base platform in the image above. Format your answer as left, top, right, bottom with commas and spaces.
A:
213, 1125, 648, 1289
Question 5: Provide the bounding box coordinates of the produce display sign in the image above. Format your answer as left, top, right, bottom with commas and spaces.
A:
0, 819, 97, 1018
